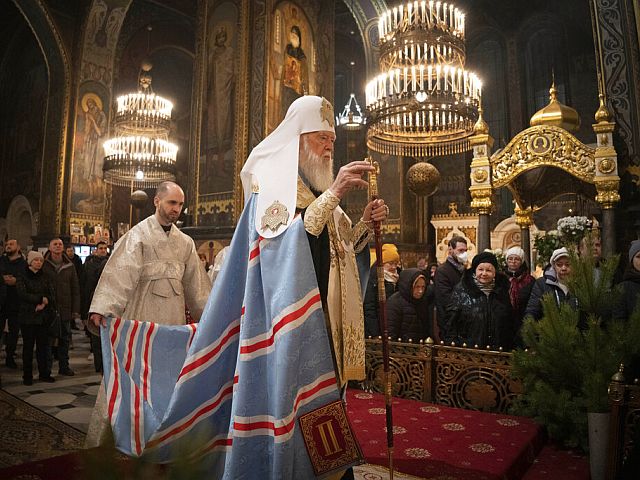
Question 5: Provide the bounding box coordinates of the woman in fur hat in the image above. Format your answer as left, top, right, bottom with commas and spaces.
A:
444, 252, 514, 350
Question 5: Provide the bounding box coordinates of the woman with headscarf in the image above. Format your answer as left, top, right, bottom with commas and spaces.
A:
444, 252, 514, 349
16, 251, 57, 385
503, 247, 535, 343
612, 240, 640, 322
525, 247, 578, 321
386, 268, 434, 342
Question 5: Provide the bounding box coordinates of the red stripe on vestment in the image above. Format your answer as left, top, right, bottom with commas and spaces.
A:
239, 293, 321, 355
178, 322, 241, 379
124, 321, 140, 373
134, 382, 142, 455
107, 317, 122, 418
142, 322, 155, 401
233, 375, 336, 437
145, 383, 234, 449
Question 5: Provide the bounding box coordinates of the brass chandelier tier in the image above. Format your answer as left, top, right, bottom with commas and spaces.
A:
366, 1, 482, 157
103, 66, 178, 188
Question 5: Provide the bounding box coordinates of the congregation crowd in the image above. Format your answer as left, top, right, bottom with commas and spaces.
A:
2, 231, 640, 387
0, 238, 109, 386
363, 236, 640, 351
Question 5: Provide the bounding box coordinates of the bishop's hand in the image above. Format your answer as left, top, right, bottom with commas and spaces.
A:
363, 199, 389, 223
329, 161, 374, 199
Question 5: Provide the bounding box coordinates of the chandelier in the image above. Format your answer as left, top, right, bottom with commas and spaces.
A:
365, 1, 482, 157
336, 93, 366, 130
103, 63, 178, 188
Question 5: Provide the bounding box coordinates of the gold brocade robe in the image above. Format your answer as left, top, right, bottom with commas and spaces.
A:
296, 178, 372, 387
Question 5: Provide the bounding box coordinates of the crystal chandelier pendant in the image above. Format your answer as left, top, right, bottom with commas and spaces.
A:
103, 62, 178, 188
366, 1, 482, 157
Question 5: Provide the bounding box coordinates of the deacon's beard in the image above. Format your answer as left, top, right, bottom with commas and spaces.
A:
299, 139, 334, 192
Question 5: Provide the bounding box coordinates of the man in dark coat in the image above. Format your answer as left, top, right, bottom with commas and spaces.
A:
43, 238, 80, 376
0, 239, 28, 369
82, 241, 109, 372
434, 236, 468, 340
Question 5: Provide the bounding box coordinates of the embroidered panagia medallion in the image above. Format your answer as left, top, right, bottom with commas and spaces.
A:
261, 200, 289, 232
320, 97, 335, 128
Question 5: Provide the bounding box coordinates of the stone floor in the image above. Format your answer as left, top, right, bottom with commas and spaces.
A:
1, 328, 100, 434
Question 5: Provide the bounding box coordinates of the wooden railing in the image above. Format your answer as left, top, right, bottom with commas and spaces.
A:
362, 338, 522, 414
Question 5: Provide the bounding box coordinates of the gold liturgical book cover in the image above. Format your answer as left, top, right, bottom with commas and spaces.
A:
298, 400, 363, 476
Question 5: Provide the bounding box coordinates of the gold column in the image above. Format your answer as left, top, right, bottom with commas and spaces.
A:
515, 206, 534, 270
592, 95, 620, 256
468, 108, 495, 251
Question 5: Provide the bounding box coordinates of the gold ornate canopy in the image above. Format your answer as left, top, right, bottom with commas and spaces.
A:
469, 86, 620, 216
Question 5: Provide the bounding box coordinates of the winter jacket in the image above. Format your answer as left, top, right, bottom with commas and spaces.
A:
612, 268, 640, 322
434, 258, 465, 340
363, 266, 398, 337
0, 254, 28, 315
68, 253, 84, 283
42, 252, 80, 321
386, 268, 434, 342
82, 254, 109, 318
444, 270, 514, 349
504, 264, 535, 342
16, 266, 56, 326
524, 267, 578, 321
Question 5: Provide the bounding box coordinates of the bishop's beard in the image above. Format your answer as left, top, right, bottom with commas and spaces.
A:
298, 138, 334, 192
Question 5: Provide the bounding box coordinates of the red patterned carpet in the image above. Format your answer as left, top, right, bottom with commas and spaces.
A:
346, 389, 545, 479
522, 445, 589, 480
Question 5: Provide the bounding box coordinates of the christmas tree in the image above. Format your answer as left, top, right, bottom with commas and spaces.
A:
511, 241, 640, 451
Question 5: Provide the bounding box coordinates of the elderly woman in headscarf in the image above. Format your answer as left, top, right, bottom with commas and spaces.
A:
525, 247, 578, 321
386, 268, 434, 342
16, 251, 57, 385
612, 240, 640, 322
444, 252, 514, 349
503, 247, 535, 343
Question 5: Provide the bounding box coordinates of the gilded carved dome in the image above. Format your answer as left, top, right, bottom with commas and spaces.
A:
530, 81, 580, 132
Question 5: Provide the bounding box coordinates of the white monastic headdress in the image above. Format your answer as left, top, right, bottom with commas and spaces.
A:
240, 95, 335, 238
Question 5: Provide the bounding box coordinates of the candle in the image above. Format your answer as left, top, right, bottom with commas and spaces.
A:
419, 64, 425, 89
444, 65, 449, 91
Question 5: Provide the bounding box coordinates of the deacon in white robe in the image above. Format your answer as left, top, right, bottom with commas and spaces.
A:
85, 181, 211, 447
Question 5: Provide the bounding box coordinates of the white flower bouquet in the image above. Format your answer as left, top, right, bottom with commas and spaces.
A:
556, 216, 592, 244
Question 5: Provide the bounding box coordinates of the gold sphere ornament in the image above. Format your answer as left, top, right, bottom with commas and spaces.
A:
406, 162, 441, 197
130, 190, 149, 209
